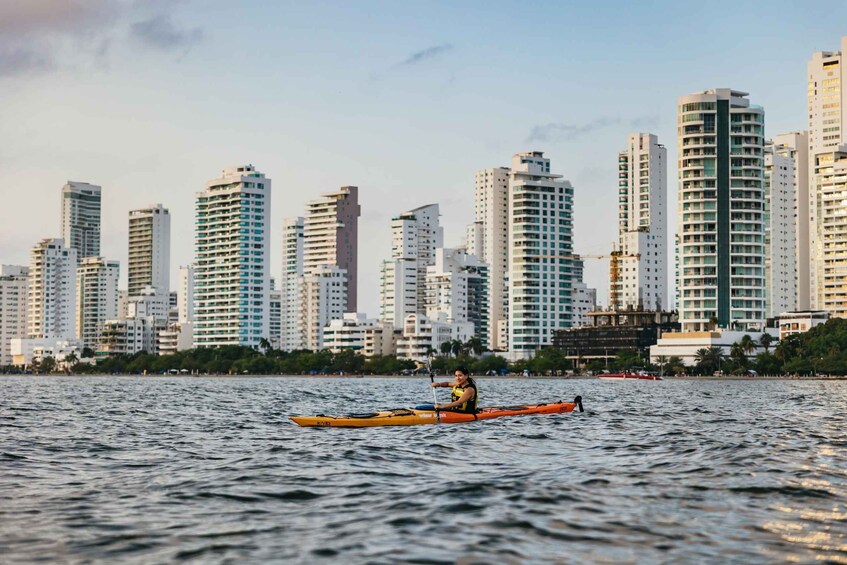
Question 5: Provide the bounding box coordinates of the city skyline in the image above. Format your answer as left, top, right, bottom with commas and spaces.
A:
1, 3, 846, 317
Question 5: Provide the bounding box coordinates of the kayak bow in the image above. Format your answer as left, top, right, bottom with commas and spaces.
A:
290, 396, 583, 428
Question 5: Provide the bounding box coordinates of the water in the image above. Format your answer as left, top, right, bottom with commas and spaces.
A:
1, 376, 845, 564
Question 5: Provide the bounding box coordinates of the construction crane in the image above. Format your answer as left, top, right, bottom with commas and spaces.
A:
534, 243, 640, 311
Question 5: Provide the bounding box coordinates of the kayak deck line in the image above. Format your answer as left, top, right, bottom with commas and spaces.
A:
291, 396, 584, 428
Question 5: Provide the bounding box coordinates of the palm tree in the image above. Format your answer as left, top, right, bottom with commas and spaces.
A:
63, 352, 79, 374
694, 346, 724, 374
258, 338, 272, 355
739, 334, 757, 356
439, 341, 452, 357
729, 343, 747, 372
465, 337, 484, 357
759, 333, 774, 353
450, 339, 462, 358
708, 316, 719, 331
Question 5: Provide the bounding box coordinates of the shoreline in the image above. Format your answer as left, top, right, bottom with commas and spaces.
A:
2, 374, 847, 381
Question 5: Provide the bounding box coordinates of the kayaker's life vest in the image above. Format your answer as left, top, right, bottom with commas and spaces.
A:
450, 378, 478, 414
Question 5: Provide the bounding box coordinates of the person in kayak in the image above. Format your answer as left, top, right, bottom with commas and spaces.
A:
431, 367, 478, 413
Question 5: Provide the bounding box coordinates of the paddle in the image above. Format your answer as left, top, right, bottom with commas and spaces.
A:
428, 355, 440, 423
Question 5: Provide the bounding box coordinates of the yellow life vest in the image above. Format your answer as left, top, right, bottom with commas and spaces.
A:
450, 378, 478, 413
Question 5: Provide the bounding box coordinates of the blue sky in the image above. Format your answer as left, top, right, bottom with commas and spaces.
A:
1, 1, 845, 315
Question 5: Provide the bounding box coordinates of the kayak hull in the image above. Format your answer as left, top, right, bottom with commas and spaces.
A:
599, 373, 662, 381
291, 400, 580, 428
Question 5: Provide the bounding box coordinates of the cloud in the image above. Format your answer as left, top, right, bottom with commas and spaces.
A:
395, 44, 453, 68
0, 47, 54, 76
131, 14, 203, 51
527, 116, 661, 143
0, 0, 202, 77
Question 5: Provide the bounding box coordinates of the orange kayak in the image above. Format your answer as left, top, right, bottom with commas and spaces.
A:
290, 396, 583, 428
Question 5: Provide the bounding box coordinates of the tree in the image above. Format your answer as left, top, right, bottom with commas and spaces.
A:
739, 334, 757, 356
81, 347, 95, 359
450, 340, 462, 358
40, 356, 57, 374
258, 338, 272, 355
63, 352, 78, 374
465, 337, 484, 357
708, 316, 719, 331
758, 333, 775, 353
439, 341, 452, 357
694, 347, 723, 374
728, 343, 748, 374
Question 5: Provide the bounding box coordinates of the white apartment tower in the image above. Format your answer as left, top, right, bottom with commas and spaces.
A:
177, 265, 195, 324
281, 217, 305, 351
808, 37, 847, 315
678, 89, 766, 332
269, 278, 281, 349
616, 133, 668, 310
770, 132, 810, 310
507, 151, 575, 359
0, 266, 29, 366
811, 147, 847, 316
128, 204, 171, 298
61, 181, 101, 260
27, 239, 77, 339
425, 247, 489, 343
380, 204, 443, 328
764, 139, 799, 317
473, 167, 510, 350
194, 165, 271, 349
76, 257, 119, 349
301, 187, 360, 350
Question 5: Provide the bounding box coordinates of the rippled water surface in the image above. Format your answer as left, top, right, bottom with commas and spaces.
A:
1, 376, 846, 564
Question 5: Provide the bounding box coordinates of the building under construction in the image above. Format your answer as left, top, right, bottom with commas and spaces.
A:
551, 307, 679, 366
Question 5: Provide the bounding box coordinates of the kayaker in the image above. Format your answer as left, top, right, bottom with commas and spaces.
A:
431, 367, 478, 413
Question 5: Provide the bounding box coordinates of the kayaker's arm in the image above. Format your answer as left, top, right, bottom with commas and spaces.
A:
431, 381, 457, 388
435, 387, 475, 410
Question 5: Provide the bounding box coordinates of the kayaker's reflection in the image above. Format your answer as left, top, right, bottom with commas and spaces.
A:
431, 367, 478, 414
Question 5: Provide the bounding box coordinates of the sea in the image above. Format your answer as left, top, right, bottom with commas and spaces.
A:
1, 376, 845, 564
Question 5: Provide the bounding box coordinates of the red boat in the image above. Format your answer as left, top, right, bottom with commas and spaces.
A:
598, 371, 662, 381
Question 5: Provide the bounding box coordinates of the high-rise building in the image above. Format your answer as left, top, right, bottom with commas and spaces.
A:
0, 266, 29, 366
177, 265, 195, 324
811, 148, 847, 316
61, 181, 101, 260
380, 204, 443, 328
27, 238, 77, 339
301, 187, 360, 349
472, 167, 510, 350
677, 89, 766, 332
808, 37, 846, 155
269, 278, 281, 350
303, 186, 360, 311
425, 247, 489, 344
281, 217, 304, 351
76, 257, 119, 349
194, 165, 270, 348
770, 132, 809, 310
507, 151, 575, 359
808, 38, 847, 315
571, 258, 597, 327
616, 133, 668, 310
302, 264, 348, 351
764, 138, 799, 317
128, 204, 171, 298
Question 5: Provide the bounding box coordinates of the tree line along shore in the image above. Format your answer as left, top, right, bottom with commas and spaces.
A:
5, 318, 847, 377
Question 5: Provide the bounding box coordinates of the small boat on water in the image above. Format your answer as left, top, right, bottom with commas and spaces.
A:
598, 371, 662, 381
291, 396, 584, 428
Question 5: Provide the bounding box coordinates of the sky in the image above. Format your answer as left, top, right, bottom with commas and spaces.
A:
1, 1, 845, 316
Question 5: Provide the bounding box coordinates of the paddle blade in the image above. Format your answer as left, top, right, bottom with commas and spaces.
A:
415, 404, 435, 411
